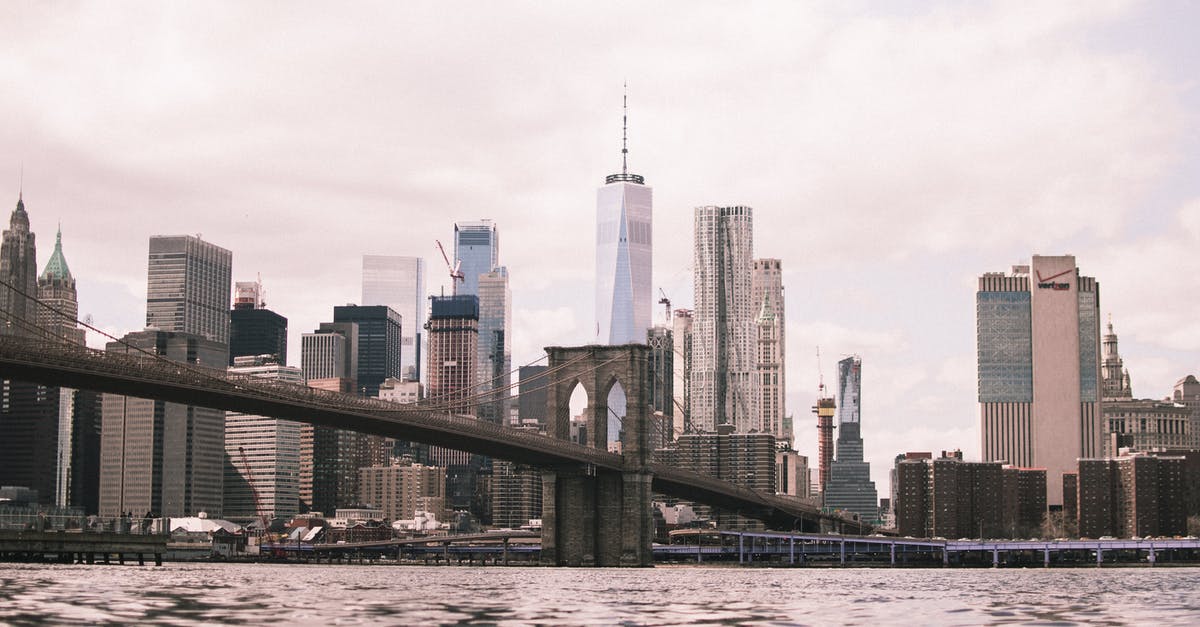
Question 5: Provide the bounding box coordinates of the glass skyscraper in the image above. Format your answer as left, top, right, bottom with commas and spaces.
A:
333, 305, 403, 397
361, 255, 425, 381
823, 356, 879, 523
145, 235, 233, 346
454, 220, 498, 297
595, 151, 652, 345
977, 256, 1102, 506
476, 267, 511, 425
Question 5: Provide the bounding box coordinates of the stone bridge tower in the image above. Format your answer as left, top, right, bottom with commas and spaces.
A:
540, 344, 654, 566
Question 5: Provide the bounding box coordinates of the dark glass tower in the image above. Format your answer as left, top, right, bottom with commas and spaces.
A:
822, 356, 879, 523
332, 305, 402, 397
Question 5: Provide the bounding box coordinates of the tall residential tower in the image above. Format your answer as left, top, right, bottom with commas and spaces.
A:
691, 206, 755, 433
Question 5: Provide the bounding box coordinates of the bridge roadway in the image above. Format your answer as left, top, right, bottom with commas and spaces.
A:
0, 335, 860, 532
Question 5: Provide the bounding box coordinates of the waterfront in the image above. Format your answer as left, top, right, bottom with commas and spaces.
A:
2, 564, 1199, 625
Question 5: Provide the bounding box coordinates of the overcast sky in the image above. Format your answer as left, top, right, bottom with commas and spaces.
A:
4, 1, 1199, 490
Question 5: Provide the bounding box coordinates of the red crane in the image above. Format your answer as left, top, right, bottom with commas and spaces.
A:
435, 239, 464, 295
237, 445, 269, 535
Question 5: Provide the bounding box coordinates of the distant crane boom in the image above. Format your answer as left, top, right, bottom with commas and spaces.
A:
435, 239, 465, 294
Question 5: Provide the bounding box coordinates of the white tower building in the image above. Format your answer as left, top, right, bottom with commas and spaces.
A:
595, 89, 652, 345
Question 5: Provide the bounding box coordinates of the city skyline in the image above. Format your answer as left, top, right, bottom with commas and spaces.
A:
4, 2, 1200, 491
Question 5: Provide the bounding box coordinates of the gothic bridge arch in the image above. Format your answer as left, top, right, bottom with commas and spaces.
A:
540, 344, 653, 566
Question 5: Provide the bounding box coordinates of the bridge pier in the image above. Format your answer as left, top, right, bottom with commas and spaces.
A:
541, 344, 655, 567
540, 467, 653, 567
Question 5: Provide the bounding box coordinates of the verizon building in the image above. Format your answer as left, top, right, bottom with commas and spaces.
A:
977, 255, 1102, 505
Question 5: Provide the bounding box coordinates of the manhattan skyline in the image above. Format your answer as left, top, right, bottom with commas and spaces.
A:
4, 2, 1200, 492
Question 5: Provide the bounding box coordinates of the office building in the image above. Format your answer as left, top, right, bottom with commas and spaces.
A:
425, 295, 484, 514
691, 206, 755, 433
594, 100, 652, 345
776, 449, 811, 498
752, 258, 787, 444
145, 235, 232, 345
37, 227, 95, 510
229, 278, 287, 366
1172, 375, 1200, 449
362, 255, 426, 381
518, 365, 549, 426
299, 376, 355, 515
299, 323, 361, 515
223, 356, 304, 523
36, 227, 85, 346
98, 330, 228, 518
647, 325, 674, 421
358, 462, 445, 522
0, 192, 37, 337
671, 309, 693, 435
378, 377, 421, 405
491, 460, 542, 529
476, 267, 512, 426
454, 220, 498, 297
0, 193, 55, 504
823, 356, 879, 522
1073, 453, 1187, 538
1097, 321, 1191, 455
425, 295, 480, 415
977, 256, 1102, 505
333, 305, 403, 397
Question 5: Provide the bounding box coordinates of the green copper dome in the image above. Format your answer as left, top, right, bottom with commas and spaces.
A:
39, 227, 72, 281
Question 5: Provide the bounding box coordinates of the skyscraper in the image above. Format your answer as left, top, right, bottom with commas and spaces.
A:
424, 294, 483, 514
99, 330, 228, 517
977, 256, 1102, 505
594, 94, 652, 345
426, 295, 480, 417
1100, 317, 1131, 399
224, 356, 304, 523
300, 322, 359, 514
0, 193, 56, 505
454, 220, 498, 297
333, 305, 403, 397
36, 228, 85, 346
361, 255, 426, 381
752, 258, 787, 444
476, 268, 512, 425
36, 227, 93, 509
671, 309, 693, 435
229, 278, 288, 365
691, 206, 755, 433
0, 193, 37, 337
146, 235, 233, 345
822, 356, 879, 522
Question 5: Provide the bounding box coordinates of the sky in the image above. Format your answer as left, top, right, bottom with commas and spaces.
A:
3, 1, 1199, 492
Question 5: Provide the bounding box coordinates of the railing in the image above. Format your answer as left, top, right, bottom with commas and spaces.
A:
0, 513, 167, 535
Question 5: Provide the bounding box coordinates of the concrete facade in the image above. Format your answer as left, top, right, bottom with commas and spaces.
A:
977, 256, 1102, 506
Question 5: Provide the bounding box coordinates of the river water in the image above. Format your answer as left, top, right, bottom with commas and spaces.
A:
1, 563, 1198, 625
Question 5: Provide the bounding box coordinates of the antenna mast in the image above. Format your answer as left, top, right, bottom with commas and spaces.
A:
622, 82, 628, 175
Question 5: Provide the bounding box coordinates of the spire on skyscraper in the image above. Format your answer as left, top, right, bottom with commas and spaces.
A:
622, 82, 628, 175
606, 84, 644, 185
40, 225, 72, 282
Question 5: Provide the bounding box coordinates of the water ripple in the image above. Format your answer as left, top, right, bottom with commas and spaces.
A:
1, 563, 1198, 625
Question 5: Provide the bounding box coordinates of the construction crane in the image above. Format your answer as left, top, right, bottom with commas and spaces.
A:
435, 239, 464, 295
813, 346, 837, 498
657, 288, 671, 325
237, 445, 270, 537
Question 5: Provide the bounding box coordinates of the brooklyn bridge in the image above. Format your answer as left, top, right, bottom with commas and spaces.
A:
0, 332, 867, 567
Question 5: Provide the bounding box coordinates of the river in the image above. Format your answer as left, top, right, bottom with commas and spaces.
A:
2, 563, 1198, 625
